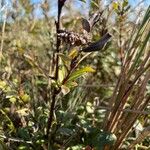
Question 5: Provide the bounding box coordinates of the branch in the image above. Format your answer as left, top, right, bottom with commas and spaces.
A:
0, 135, 32, 144
46, 0, 67, 138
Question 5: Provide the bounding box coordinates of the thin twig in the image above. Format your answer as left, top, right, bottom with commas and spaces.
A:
46, 0, 66, 138
0, 135, 32, 144
0, 8, 7, 62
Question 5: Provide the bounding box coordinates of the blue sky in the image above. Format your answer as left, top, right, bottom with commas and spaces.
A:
31, 0, 150, 15
2, 0, 150, 6
30, 0, 150, 18
30, 0, 150, 5
129, 0, 150, 5
1, 0, 150, 19
30, 0, 150, 6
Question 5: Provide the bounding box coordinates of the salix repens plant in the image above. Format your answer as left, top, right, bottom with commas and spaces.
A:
46, 0, 112, 144
0, 0, 150, 150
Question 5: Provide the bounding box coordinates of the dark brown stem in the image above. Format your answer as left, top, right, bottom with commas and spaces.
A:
46, 0, 66, 138
119, 13, 124, 67
46, 88, 58, 136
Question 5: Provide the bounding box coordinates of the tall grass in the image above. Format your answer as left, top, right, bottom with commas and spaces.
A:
103, 6, 150, 149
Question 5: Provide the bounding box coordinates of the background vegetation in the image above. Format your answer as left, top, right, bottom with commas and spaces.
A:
0, 0, 150, 150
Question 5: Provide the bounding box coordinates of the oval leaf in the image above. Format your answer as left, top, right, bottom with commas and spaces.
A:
68, 48, 78, 59
81, 18, 91, 32
61, 85, 70, 95
67, 66, 95, 82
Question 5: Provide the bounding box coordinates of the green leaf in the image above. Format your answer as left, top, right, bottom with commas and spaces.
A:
9, 97, 17, 103
67, 66, 95, 82
18, 145, 28, 150
0, 109, 15, 132
58, 60, 68, 83
95, 131, 117, 149
122, 0, 128, 8
86, 102, 94, 113
18, 128, 30, 141
0, 81, 7, 90
91, 0, 99, 8
65, 81, 78, 88
85, 129, 117, 150
68, 48, 78, 59
67, 145, 84, 150
0, 140, 7, 150
112, 2, 119, 10
20, 94, 31, 103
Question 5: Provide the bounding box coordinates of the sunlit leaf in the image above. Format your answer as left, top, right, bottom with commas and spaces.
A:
133, 120, 143, 132
66, 145, 84, 150
0, 81, 7, 90
112, 2, 119, 10
68, 48, 78, 59
16, 108, 29, 116
20, 94, 31, 103
67, 66, 95, 82
18, 145, 27, 150
9, 97, 17, 103
61, 85, 70, 95
58, 59, 68, 83
86, 102, 94, 113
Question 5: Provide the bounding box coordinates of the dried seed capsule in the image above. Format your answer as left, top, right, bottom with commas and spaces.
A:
58, 30, 90, 46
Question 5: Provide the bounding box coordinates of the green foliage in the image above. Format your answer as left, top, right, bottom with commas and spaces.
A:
0, 140, 7, 150
0, 0, 150, 150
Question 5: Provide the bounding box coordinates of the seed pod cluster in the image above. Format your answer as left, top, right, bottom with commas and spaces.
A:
58, 30, 90, 46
